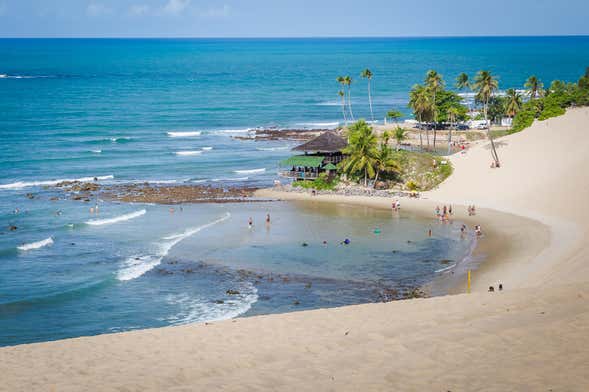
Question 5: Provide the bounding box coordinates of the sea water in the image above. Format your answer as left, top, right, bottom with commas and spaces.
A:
1, 37, 588, 346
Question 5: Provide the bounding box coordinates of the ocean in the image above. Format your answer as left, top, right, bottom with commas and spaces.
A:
1, 36, 588, 346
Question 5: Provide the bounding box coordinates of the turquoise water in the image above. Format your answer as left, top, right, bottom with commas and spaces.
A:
1, 37, 588, 346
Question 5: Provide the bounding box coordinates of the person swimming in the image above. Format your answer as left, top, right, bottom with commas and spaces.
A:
341, 238, 350, 245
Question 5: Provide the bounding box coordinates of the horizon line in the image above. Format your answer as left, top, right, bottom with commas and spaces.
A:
1, 34, 589, 40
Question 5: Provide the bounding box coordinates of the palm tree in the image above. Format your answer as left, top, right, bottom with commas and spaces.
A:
505, 88, 522, 118
386, 109, 402, 125
382, 129, 393, 146
372, 144, 401, 188
446, 106, 460, 154
393, 127, 407, 151
408, 84, 433, 151
341, 120, 377, 186
343, 76, 355, 121
361, 69, 375, 122
338, 90, 347, 125
473, 70, 500, 166
525, 75, 544, 99
425, 70, 444, 150
455, 72, 471, 112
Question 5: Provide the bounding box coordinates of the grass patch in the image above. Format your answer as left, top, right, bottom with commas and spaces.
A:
292, 174, 339, 191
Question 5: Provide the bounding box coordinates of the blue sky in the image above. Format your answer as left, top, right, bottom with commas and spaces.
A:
0, 0, 588, 37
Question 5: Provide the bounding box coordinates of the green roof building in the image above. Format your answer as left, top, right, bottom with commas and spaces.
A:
279, 132, 347, 181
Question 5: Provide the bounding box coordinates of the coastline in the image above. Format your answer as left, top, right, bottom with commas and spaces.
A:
2, 108, 589, 390
254, 188, 552, 294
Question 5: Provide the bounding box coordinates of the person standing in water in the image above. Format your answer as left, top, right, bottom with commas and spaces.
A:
266, 214, 271, 224
248, 217, 253, 229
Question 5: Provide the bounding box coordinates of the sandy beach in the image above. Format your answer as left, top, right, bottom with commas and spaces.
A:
2, 108, 589, 390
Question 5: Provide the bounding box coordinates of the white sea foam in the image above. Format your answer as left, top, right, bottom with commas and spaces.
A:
17, 237, 54, 251
163, 283, 258, 325
90, 149, 102, 153
110, 137, 132, 143
234, 168, 265, 175
315, 101, 340, 106
0, 175, 114, 190
167, 131, 202, 138
435, 263, 457, 273
86, 209, 146, 226
256, 146, 290, 151
296, 121, 340, 128
201, 147, 213, 151
117, 212, 231, 281
175, 150, 202, 156
214, 128, 252, 134
211, 177, 249, 182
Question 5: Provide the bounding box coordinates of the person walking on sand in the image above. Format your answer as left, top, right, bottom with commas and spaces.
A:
435, 206, 440, 217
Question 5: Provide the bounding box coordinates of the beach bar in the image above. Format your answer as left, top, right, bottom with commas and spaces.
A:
279, 132, 347, 180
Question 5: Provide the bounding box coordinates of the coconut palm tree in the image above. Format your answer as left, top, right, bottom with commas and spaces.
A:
425, 70, 444, 150
505, 88, 522, 118
382, 129, 392, 146
372, 144, 401, 188
524, 75, 544, 99
343, 75, 355, 121
393, 126, 407, 151
446, 106, 460, 154
408, 84, 433, 150
455, 72, 471, 112
386, 109, 402, 125
338, 90, 347, 125
473, 70, 500, 166
341, 120, 377, 186
361, 69, 375, 122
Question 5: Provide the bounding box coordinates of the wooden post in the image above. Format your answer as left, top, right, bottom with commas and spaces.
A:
467, 270, 471, 293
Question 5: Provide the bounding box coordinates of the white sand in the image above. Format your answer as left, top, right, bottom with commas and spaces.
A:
2, 108, 589, 391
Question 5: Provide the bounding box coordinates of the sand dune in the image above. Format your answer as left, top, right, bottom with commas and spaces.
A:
2, 108, 589, 391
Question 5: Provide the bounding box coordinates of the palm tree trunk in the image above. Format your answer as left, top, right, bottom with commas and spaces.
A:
373, 170, 379, 189
368, 80, 374, 122
485, 99, 500, 165
341, 96, 347, 125
432, 90, 437, 150
426, 129, 430, 150
364, 167, 368, 187
447, 122, 453, 155
418, 114, 423, 151
348, 86, 355, 121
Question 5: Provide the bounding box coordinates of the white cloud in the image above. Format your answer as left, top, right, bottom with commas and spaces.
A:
86, 2, 112, 17
130, 4, 151, 16
199, 4, 230, 18
163, 0, 191, 15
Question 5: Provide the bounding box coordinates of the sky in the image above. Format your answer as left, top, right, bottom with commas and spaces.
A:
0, 0, 588, 38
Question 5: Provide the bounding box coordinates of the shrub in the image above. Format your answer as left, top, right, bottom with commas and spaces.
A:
292, 173, 339, 191
405, 180, 419, 191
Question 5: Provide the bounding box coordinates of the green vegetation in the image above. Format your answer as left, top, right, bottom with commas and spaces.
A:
511, 68, 589, 133
292, 173, 339, 191
391, 150, 453, 191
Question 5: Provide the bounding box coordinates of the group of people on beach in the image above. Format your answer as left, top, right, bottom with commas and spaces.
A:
248, 214, 271, 229
467, 205, 477, 216
435, 205, 453, 222
391, 199, 401, 211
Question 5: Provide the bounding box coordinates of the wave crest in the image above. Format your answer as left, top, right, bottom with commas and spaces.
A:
0, 175, 114, 190
18, 237, 54, 251
86, 209, 146, 226
117, 212, 231, 281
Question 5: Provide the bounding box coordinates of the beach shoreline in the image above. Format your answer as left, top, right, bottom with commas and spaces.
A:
2, 108, 589, 390
254, 188, 552, 294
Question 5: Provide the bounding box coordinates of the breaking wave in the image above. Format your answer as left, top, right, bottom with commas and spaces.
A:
175, 150, 202, 156
17, 237, 54, 251
86, 209, 146, 226
167, 131, 202, 138
234, 168, 265, 175
0, 175, 114, 190
117, 212, 231, 281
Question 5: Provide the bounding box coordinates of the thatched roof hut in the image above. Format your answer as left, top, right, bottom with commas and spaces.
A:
292, 132, 347, 153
